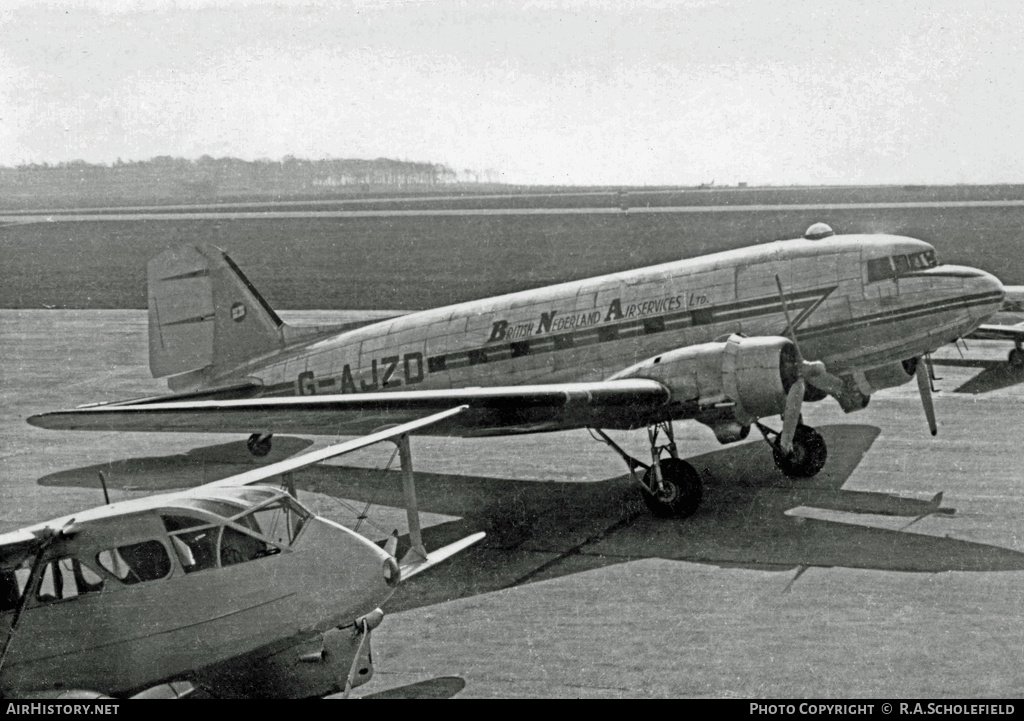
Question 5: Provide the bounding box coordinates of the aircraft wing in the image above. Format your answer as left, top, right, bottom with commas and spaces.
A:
207, 406, 469, 488
966, 323, 1024, 342
27, 379, 673, 437
0, 529, 46, 571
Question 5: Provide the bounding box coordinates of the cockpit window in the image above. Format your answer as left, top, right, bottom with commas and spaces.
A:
866, 250, 938, 283
908, 250, 936, 269
867, 257, 895, 282
220, 526, 275, 566
226, 488, 280, 505
97, 541, 171, 584
893, 254, 910, 275
240, 497, 309, 547
173, 498, 247, 519
161, 514, 208, 532
36, 558, 104, 603
170, 528, 219, 574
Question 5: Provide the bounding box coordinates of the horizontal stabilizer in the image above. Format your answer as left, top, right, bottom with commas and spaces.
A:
399, 531, 486, 581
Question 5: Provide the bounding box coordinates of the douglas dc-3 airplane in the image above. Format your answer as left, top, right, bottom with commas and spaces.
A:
29, 223, 1005, 520
1, 413, 484, 698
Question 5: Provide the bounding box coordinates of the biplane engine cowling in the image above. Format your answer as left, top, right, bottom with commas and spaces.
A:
610, 334, 800, 425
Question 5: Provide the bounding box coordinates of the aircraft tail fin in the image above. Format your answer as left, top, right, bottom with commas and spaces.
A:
148, 244, 285, 381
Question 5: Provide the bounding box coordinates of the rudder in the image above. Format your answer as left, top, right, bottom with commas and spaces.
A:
148, 244, 285, 383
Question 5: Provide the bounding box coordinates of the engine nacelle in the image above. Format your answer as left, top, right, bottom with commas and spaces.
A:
609, 334, 799, 426
835, 358, 919, 413
858, 358, 919, 394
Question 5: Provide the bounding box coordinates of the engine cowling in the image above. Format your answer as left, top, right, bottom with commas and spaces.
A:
609, 334, 800, 426
834, 358, 919, 413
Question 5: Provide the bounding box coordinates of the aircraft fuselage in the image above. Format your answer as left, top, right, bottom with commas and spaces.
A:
0, 490, 395, 698
232, 234, 1003, 411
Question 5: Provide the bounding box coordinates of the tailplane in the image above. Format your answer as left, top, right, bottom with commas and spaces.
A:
148, 244, 285, 385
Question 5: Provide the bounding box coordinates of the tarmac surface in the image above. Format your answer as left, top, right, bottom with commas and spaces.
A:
2, 309, 1023, 698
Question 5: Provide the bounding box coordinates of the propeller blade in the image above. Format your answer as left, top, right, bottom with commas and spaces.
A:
775, 275, 803, 358
914, 357, 938, 436
803, 361, 846, 397
779, 378, 805, 454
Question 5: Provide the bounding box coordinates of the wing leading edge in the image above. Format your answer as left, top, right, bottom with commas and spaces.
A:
967, 323, 1024, 342
27, 379, 674, 437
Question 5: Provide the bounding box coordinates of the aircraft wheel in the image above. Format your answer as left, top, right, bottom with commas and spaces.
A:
641, 458, 703, 518
247, 433, 272, 457
1009, 348, 1024, 369
772, 425, 827, 478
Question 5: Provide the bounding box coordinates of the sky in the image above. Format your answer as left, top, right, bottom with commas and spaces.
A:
2, 0, 1023, 186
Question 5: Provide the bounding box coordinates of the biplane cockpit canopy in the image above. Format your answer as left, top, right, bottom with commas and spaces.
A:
158, 486, 310, 575
1, 486, 314, 609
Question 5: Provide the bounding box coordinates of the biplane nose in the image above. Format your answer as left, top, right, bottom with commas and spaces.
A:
303, 517, 400, 619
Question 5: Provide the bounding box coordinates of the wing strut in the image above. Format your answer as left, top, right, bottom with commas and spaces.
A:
389, 432, 486, 579
397, 434, 426, 565
0, 521, 74, 678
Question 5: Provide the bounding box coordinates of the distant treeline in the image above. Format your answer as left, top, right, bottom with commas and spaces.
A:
0, 156, 492, 209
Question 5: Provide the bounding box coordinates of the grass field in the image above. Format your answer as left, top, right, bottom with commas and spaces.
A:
1, 186, 1022, 310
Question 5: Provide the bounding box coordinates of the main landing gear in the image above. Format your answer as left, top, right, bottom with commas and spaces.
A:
247, 433, 273, 457
593, 421, 703, 518
756, 420, 827, 478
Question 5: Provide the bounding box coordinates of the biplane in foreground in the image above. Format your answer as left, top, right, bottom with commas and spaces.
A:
2, 408, 483, 698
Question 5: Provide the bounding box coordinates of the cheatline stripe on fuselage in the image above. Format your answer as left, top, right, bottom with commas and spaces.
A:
255, 288, 1001, 396
798, 290, 1004, 341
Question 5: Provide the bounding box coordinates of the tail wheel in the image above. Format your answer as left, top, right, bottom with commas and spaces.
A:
772, 425, 827, 478
247, 433, 272, 457
641, 458, 703, 518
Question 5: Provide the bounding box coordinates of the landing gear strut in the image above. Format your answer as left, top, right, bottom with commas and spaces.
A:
757, 422, 827, 478
247, 433, 273, 457
592, 421, 703, 518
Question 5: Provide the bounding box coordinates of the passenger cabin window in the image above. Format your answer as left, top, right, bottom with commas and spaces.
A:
36, 558, 104, 603
97, 541, 171, 584
0, 566, 31, 613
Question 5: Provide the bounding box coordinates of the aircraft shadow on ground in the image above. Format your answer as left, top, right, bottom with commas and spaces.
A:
356, 676, 466, 699
37, 425, 1024, 615
36, 437, 315, 490
930, 357, 1024, 394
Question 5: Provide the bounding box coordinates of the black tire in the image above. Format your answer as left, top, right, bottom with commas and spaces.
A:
641, 458, 703, 518
247, 433, 272, 457
772, 425, 827, 478
1009, 348, 1024, 369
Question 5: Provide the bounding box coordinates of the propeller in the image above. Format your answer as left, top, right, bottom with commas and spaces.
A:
914, 356, 938, 436
774, 276, 845, 454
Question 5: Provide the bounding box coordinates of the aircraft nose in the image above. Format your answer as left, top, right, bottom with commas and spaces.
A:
938, 264, 1005, 325
968, 267, 1005, 319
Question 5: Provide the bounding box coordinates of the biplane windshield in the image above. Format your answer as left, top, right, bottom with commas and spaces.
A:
161, 487, 310, 573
